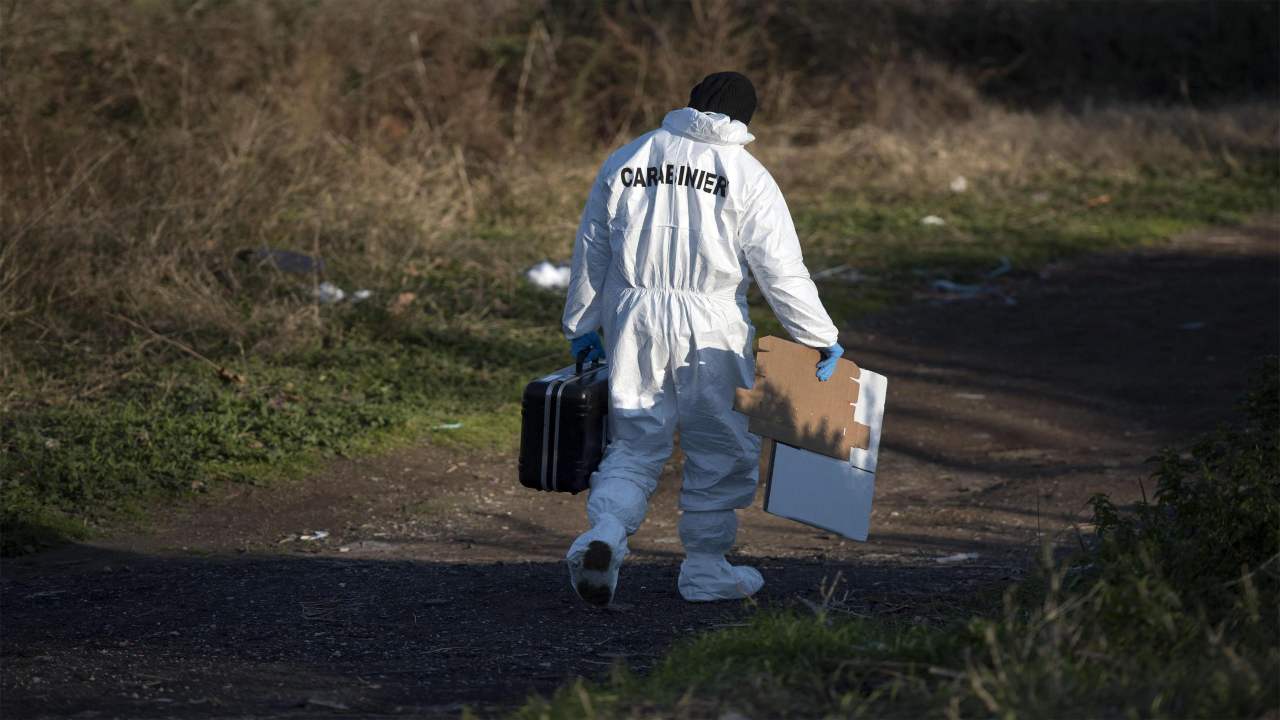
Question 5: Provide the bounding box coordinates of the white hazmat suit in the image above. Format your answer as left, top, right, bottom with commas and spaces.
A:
563, 107, 839, 603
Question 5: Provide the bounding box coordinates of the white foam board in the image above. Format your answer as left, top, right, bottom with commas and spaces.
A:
849, 369, 887, 472
766, 443, 877, 541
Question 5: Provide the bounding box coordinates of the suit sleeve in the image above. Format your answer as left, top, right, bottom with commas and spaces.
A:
561, 165, 612, 339
738, 174, 839, 348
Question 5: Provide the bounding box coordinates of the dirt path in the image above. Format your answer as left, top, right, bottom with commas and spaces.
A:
3, 220, 1277, 719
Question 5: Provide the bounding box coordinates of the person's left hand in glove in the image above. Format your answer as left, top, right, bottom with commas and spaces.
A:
570, 331, 606, 363
816, 342, 844, 382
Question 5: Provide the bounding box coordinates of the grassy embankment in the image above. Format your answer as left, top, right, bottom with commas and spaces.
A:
518, 363, 1279, 719
3, 1, 1277, 553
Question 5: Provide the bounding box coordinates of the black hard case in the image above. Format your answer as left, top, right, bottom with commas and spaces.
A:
518, 355, 609, 494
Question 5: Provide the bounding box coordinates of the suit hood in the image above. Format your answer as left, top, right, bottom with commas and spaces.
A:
661, 107, 754, 146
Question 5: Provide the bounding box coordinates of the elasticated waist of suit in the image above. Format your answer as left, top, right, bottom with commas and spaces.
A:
618, 286, 739, 301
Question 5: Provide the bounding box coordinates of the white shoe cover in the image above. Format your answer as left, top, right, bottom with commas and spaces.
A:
678, 552, 765, 602
566, 513, 628, 606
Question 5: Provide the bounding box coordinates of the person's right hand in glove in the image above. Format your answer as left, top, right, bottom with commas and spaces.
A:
570, 331, 606, 363
816, 342, 844, 382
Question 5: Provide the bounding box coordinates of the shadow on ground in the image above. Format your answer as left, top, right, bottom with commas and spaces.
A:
0, 547, 1011, 719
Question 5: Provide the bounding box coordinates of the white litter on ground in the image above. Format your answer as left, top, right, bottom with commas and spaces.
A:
432, 422, 464, 430
350, 289, 373, 303
921, 215, 946, 226
950, 176, 968, 193
525, 261, 572, 290
935, 552, 980, 563
299, 530, 330, 541
313, 282, 345, 304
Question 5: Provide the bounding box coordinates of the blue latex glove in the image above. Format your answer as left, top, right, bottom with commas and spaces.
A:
816, 343, 844, 382
570, 331, 606, 363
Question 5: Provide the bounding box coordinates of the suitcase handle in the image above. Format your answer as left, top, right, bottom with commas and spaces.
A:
575, 349, 602, 375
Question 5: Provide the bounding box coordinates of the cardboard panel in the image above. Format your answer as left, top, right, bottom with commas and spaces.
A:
746, 416, 870, 461
734, 336, 869, 459
757, 367, 889, 542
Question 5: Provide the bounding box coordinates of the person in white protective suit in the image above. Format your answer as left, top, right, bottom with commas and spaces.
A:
562, 72, 844, 605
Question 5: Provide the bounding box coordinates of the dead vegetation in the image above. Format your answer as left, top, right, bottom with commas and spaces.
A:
1, 0, 1276, 387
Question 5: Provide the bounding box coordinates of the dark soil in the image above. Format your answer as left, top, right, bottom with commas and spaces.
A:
3, 219, 1276, 719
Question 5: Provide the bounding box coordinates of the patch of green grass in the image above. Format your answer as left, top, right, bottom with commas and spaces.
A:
516, 360, 1280, 719
0, 317, 566, 554
516, 613, 969, 720
795, 158, 1279, 283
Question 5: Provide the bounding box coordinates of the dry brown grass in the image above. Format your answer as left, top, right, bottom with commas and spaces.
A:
1, 0, 1275, 372
759, 100, 1279, 198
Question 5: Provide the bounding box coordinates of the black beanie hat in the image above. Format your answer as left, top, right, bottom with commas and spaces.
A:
688, 72, 757, 125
